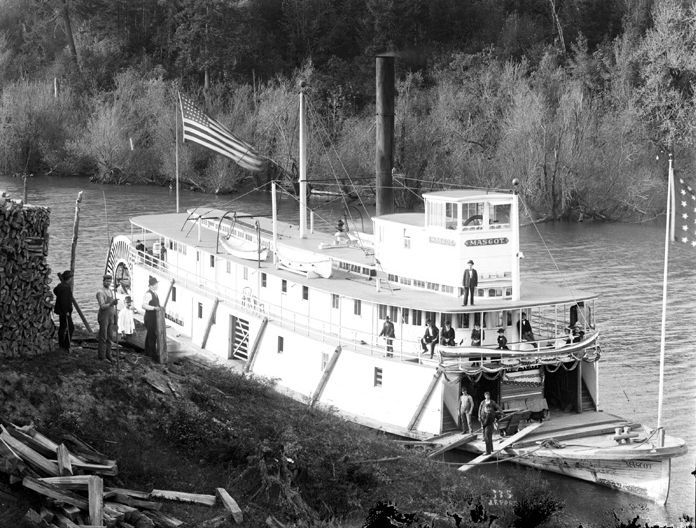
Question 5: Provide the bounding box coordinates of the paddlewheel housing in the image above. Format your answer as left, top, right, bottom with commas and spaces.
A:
105, 235, 133, 291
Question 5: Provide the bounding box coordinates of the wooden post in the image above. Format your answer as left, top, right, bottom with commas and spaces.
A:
58, 271, 93, 334
309, 346, 342, 407
155, 308, 168, 364
70, 191, 83, 274
162, 278, 175, 309
407, 368, 443, 431
243, 317, 268, 373
576, 360, 583, 413
23, 174, 27, 204
56, 444, 73, 476
200, 298, 220, 349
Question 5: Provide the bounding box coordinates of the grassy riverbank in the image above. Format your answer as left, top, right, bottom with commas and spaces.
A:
0, 336, 597, 528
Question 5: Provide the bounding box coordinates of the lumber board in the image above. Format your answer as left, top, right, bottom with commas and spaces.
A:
53, 513, 79, 528
0, 437, 23, 473
309, 346, 342, 407
104, 487, 151, 500
23, 428, 116, 469
88, 476, 103, 527
1, 428, 60, 476
198, 513, 232, 528
428, 433, 476, 458
56, 444, 72, 476
150, 489, 217, 506
407, 367, 443, 431
458, 423, 543, 473
112, 493, 162, 511
143, 375, 167, 394
38, 475, 91, 488
144, 510, 184, 528
60, 434, 112, 464
215, 487, 243, 523
22, 477, 89, 509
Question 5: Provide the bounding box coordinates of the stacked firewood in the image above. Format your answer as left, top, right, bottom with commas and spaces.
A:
0, 197, 53, 358
0, 423, 244, 527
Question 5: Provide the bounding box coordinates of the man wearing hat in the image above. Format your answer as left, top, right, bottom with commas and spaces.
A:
96, 274, 118, 362
142, 276, 161, 358
462, 260, 478, 306
53, 270, 74, 352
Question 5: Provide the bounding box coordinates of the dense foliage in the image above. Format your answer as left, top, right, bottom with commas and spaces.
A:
2, 0, 696, 219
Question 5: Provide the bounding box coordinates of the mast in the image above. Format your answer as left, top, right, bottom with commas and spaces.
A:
656, 154, 673, 442
299, 82, 307, 238
511, 179, 521, 301
175, 97, 180, 213
376, 55, 395, 217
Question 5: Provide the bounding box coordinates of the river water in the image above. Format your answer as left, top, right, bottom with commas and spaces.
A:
1, 175, 694, 526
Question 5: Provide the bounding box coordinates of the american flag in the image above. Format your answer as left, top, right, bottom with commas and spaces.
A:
674, 177, 696, 246
179, 93, 266, 172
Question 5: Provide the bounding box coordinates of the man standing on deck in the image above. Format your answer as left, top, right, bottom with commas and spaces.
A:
142, 276, 161, 358
379, 315, 395, 357
478, 391, 501, 454
96, 274, 117, 362
459, 387, 474, 434
53, 270, 74, 352
462, 260, 478, 306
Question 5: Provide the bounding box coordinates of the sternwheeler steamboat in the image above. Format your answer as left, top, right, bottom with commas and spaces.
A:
105, 58, 686, 503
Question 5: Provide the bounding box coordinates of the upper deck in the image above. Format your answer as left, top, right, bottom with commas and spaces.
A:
130, 211, 597, 312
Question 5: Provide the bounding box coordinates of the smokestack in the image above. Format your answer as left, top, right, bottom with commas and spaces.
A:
375, 55, 395, 217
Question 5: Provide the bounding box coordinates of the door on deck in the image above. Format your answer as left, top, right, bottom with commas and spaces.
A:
442, 376, 461, 432
228, 315, 250, 360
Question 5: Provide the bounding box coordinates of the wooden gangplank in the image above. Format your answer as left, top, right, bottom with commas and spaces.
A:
427, 432, 476, 458
458, 423, 543, 473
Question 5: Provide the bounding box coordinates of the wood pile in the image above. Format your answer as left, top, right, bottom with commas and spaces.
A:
0, 423, 244, 527
0, 196, 53, 358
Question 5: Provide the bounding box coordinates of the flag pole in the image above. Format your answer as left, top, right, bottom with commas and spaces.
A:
175, 93, 180, 214
656, 153, 673, 441
299, 82, 307, 239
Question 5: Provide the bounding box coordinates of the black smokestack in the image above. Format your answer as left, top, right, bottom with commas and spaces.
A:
375, 55, 395, 217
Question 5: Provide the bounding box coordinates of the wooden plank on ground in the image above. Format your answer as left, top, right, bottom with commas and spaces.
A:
56, 444, 72, 476
88, 476, 103, 527
38, 475, 91, 488
198, 514, 232, 528
150, 489, 217, 506
1, 428, 60, 476
458, 423, 543, 473
112, 493, 161, 511
22, 477, 89, 509
215, 488, 243, 523
104, 487, 151, 500
144, 510, 184, 528
407, 367, 443, 431
25, 429, 116, 471
0, 437, 23, 473
428, 433, 476, 458
143, 375, 167, 394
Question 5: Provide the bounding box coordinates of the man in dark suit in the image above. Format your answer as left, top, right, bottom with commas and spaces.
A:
462, 260, 478, 306
53, 270, 74, 352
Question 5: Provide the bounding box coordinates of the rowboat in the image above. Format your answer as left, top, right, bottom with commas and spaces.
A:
220, 235, 268, 261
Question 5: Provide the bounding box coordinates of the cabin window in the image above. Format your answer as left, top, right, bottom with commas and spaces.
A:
169, 240, 173, 250
171, 287, 177, 303
321, 352, 329, 370
476, 288, 484, 297
226, 261, 231, 274
388, 273, 399, 282
427, 282, 439, 291
427, 201, 444, 228
353, 299, 362, 316
412, 309, 423, 326
210, 255, 215, 268
277, 336, 284, 354
261, 273, 267, 287
374, 367, 383, 387
425, 311, 436, 325
506, 287, 512, 296
281, 279, 287, 293
243, 267, 248, 280
400, 277, 412, 286
332, 294, 340, 309
403, 236, 411, 249
378, 304, 388, 319
462, 203, 483, 229
414, 280, 425, 288
302, 286, 309, 300
197, 302, 203, 319
196, 251, 200, 262
456, 313, 469, 328
401, 308, 409, 323
445, 202, 458, 229
442, 285, 454, 294
389, 306, 399, 321
491, 204, 511, 226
